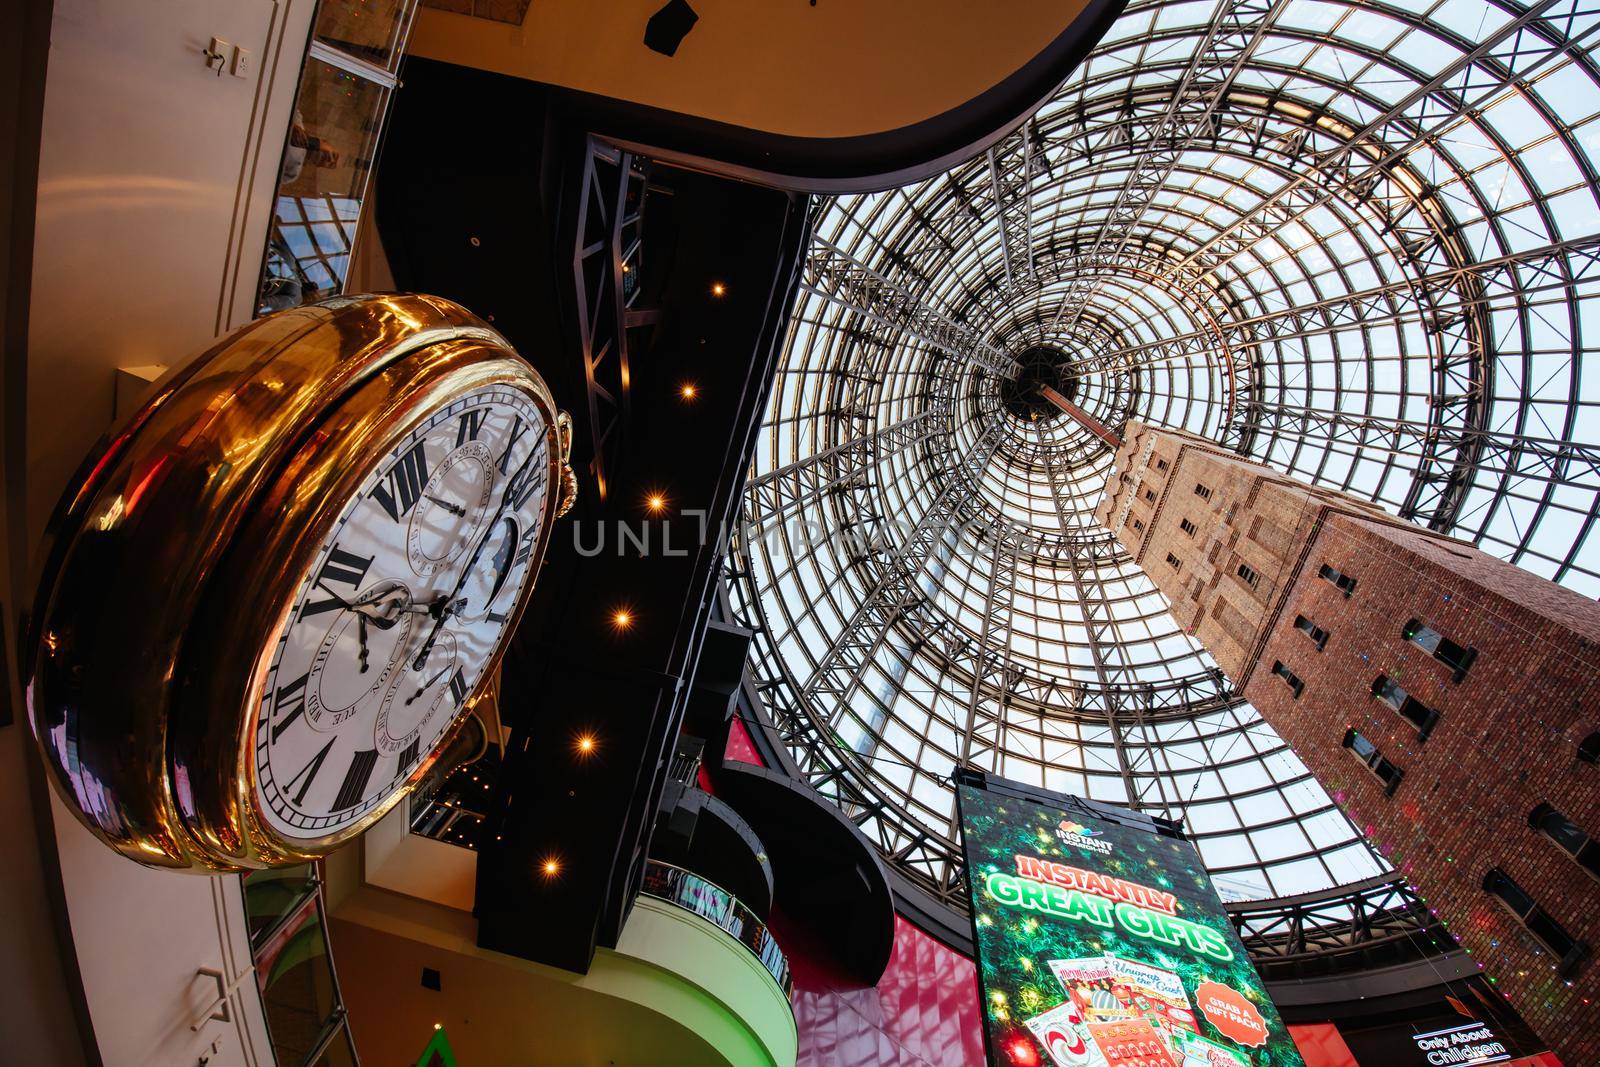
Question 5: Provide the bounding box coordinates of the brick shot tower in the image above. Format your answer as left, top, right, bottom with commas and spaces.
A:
1096, 421, 1600, 1062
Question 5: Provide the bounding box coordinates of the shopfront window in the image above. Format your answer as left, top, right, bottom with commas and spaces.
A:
256, 5, 417, 315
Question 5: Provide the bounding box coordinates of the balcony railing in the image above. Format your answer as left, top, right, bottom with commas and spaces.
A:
640, 860, 791, 996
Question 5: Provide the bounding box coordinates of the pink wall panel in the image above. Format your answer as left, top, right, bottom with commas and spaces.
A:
1288, 1023, 1358, 1067
725, 715, 765, 765
792, 914, 986, 1067
718, 720, 986, 1065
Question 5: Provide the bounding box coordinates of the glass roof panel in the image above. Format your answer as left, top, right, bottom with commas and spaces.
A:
728, 0, 1600, 913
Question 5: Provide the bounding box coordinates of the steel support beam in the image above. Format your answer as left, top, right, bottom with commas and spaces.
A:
1048, 0, 1289, 336
1039, 384, 1124, 448
1172, 0, 1590, 283
741, 409, 942, 530
801, 237, 1021, 378
799, 417, 1007, 725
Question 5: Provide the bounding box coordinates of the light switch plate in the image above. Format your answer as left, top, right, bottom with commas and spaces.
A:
206, 36, 229, 72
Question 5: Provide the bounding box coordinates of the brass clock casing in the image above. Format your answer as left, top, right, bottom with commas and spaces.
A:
27, 294, 575, 871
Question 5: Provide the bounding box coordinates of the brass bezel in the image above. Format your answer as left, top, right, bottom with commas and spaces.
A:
28, 295, 570, 871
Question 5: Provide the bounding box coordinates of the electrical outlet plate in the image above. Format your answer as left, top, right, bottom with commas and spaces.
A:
230, 45, 251, 79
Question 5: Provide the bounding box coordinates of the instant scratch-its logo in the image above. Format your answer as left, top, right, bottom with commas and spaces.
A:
1056, 819, 1113, 855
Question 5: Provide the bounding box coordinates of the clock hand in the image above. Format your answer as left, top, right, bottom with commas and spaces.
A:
390, 595, 465, 619
425, 493, 466, 517
357, 614, 371, 674
348, 589, 408, 630
406, 664, 451, 705
412, 440, 542, 671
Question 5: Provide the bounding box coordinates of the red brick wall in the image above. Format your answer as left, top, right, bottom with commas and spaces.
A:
1101, 422, 1600, 1061
1247, 513, 1600, 1064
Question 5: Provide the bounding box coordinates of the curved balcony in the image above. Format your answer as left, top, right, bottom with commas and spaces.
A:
641, 860, 791, 995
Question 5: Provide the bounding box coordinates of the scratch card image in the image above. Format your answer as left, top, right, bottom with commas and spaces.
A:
1024, 1000, 1110, 1067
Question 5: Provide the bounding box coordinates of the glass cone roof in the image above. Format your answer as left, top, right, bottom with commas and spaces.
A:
728, 0, 1600, 912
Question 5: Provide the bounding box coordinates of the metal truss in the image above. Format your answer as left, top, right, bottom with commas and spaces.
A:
955, 531, 1021, 772
797, 416, 1007, 724
1037, 423, 1173, 813
1174, 0, 1598, 286
741, 409, 943, 533
1240, 402, 1600, 493
1227, 875, 1449, 980
985, 123, 1044, 292
801, 237, 1019, 379
573, 138, 652, 500
1050, 0, 1289, 337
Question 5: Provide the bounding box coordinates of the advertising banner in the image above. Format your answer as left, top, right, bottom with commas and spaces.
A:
957, 776, 1304, 1067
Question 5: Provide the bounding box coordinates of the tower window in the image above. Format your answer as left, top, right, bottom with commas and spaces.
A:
1194, 483, 1212, 501
1156, 458, 1169, 471
1318, 563, 1356, 596
1132, 519, 1144, 533
1166, 553, 1181, 570
1293, 614, 1329, 651
1369, 675, 1440, 740
1342, 728, 1404, 795
1482, 868, 1590, 977
1144, 487, 1157, 503
1579, 731, 1600, 764
1401, 618, 1477, 681
1529, 803, 1600, 882
1180, 518, 1197, 537
1236, 563, 1260, 589
1270, 661, 1304, 698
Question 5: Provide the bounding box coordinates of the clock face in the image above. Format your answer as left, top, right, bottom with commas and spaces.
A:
254, 384, 550, 838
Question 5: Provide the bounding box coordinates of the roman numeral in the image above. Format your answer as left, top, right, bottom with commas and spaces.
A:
496, 415, 529, 474
332, 748, 379, 811
448, 668, 468, 708
456, 409, 487, 446
486, 610, 508, 624
270, 672, 310, 742
396, 738, 421, 779
514, 530, 535, 567
371, 442, 430, 520
505, 464, 543, 512
285, 738, 335, 806
302, 545, 375, 618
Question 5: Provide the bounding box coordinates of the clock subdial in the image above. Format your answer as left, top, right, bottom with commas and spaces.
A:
455, 516, 525, 626
407, 441, 494, 576
375, 630, 459, 759
305, 578, 418, 730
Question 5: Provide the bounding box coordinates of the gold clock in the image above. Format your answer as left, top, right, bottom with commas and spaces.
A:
27, 294, 576, 870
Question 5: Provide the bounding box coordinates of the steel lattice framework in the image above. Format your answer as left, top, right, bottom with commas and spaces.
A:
728, 0, 1600, 946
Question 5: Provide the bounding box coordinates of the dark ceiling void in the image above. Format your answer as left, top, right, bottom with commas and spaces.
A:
703, 760, 896, 987
643, 0, 699, 57
376, 58, 810, 973
999, 343, 1077, 421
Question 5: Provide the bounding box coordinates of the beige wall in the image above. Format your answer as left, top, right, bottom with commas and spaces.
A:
411, 0, 1093, 140
8, 0, 317, 1062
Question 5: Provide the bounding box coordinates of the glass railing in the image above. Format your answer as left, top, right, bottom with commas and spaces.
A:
640, 860, 791, 996
242, 865, 360, 1066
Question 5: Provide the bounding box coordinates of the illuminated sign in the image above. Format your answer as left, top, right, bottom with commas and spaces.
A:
957, 776, 1304, 1067
1410, 1023, 1511, 1066
416, 1026, 460, 1067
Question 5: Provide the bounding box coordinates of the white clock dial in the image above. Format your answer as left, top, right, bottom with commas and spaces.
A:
254, 385, 552, 838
